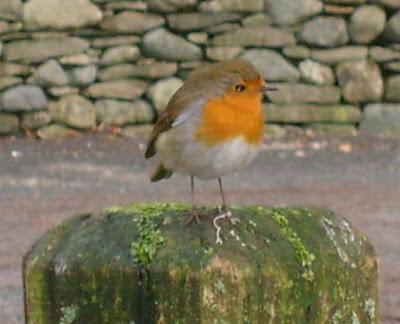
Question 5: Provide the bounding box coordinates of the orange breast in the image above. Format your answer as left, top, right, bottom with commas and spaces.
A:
195, 89, 264, 146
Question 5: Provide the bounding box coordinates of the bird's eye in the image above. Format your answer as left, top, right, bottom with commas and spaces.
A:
235, 84, 246, 92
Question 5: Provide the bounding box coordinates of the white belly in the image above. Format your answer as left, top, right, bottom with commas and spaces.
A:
156, 127, 260, 180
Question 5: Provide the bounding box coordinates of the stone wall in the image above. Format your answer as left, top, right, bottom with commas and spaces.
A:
0, 0, 400, 139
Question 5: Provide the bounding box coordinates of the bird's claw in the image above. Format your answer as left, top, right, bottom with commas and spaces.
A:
186, 207, 206, 226
186, 213, 201, 226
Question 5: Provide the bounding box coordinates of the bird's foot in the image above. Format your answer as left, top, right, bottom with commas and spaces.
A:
186, 206, 208, 226
213, 206, 240, 244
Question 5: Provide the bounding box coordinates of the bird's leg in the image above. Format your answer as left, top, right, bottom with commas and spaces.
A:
217, 177, 240, 224
213, 177, 240, 244
186, 174, 206, 225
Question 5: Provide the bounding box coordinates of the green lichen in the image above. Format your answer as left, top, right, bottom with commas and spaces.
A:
351, 311, 360, 324
204, 247, 214, 257
213, 280, 226, 294
103, 203, 190, 266
59, 305, 78, 324
331, 309, 342, 324
364, 298, 376, 320
270, 209, 315, 281
129, 205, 166, 266
104, 202, 189, 217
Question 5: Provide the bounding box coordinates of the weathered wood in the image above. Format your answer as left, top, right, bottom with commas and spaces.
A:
23, 204, 379, 323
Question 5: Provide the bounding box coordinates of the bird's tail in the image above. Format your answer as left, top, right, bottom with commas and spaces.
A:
150, 163, 173, 182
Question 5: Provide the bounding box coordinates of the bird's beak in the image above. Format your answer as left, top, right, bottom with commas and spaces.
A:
260, 85, 278, 93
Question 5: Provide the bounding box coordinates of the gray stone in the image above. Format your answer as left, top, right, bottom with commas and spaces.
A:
267, 83, 341, 104
311, 46, 368, 65
100, 11, 164, 33
23, 0, 102, 30
0, 85, 47, 111
3, 37, 90, 63
147, 77, 183, 112
266, 0, 323, 25
360, 104, 400, 136
385, 75, 400, 101
199, 0, 264, 12
30, 60, 69, 86
147, 0, 197, 13
48, 94, 96, 129
265, 103, 362, 123
370, 46, 400, 62
21, 110, 51, 129
212, 26, 295, 47
241, 49, 299, 81
242, 13, 271, 26
143, 28, 202, 61
206, 22, 240, 35
179, 61, 209, 70
264, 124, 287, 138
100, 45, 140, 65
336, 60, 383, 103
0, 76, 22, 90
348, 5, 386, 44
306, 123, 357, 136
0, 21, 9, 34
0, 62, 31, 76
105, 1, 147, 11
283, 46, 311, 59
106, 1, 148, 11
59, 54, 98, 66
385, 10, 400, 42
0, 113, 19, 134
282, 125, 306, 137
121, 124, 153, 139
91, 36, 140, 48
67, 65, 97, 86
383, 61, 400, 72
5, 21, 22, 32
167, 13, 241, 31
95, 99, 154, 126
323, 4, 355, 15
300, 16, 348, 47
206, 46, 243, 61
98, 62, 177, 81
84, 80, 148, 100
187, 33, 208, 44
0, 0, 22, 18
178, 61, 210, 78
48, 87, 79, 97
299, 59, 335, 85
37, 124, 80, 140
377, 0, 400, 8
323, 0, 365, 3
86, 48, 102, 60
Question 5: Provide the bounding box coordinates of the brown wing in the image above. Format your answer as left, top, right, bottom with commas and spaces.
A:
145, 80, 207, 159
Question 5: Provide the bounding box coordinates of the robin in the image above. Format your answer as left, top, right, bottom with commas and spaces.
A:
145, 58, 276, 243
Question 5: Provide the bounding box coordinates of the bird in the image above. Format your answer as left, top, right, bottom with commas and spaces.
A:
145, 58, 276, 243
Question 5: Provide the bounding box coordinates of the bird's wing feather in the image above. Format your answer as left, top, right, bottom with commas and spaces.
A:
145, 82, 206, 158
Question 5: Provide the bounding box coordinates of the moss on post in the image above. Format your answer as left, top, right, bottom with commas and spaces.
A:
23, 204, 379, 323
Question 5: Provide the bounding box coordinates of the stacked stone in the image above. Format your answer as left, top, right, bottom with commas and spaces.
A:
0, 0, 399, 138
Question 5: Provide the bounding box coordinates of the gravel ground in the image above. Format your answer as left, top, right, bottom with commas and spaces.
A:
0, 133, 399, 323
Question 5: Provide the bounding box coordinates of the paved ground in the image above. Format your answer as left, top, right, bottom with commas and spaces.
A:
0, 133, 399, 323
